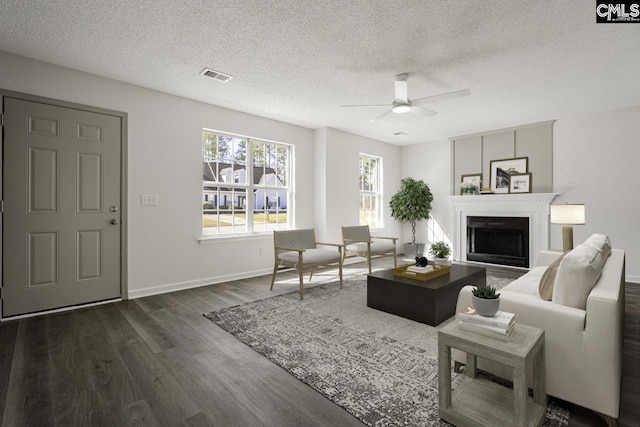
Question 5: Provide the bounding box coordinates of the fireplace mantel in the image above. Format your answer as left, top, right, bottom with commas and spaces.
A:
448, 193, 559, 268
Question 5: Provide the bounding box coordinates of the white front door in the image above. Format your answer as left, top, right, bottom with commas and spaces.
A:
3, 96, 122, 317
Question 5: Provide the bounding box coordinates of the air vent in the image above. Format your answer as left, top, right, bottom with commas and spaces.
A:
200, 68, 234, 82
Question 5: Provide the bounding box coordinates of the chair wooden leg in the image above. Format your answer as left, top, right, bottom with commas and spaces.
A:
393, 252, 397, 268
299, 269, 304, 300
339, 262, 343, 289
367, 254, 372, 274
270, 262, 278, 291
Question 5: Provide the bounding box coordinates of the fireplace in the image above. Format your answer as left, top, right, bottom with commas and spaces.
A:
467, 216, 529, 268
448, 193, 558, 268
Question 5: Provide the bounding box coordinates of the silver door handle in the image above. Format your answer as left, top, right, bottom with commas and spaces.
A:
110, 219, 119, 225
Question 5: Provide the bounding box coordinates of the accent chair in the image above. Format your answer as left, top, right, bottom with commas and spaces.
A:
341, 225, 398, 273
270, 229, 343, 299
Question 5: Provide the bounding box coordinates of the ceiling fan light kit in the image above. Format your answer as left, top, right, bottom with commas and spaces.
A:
392, 103, 411, 114
342, 73, 470, 122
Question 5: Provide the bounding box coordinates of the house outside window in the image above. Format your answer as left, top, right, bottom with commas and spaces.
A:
202, 130, 291, 236
359, 154, 382, 228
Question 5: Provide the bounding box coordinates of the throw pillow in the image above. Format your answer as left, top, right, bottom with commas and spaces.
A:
552, 243, 606, 309
539, 253, 565, 301
583, 233, 612, 258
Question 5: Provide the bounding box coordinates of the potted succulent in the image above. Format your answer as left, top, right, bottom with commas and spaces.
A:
472, 285, 500, 317
429, 241, 451, 265
389, 177, 433, 258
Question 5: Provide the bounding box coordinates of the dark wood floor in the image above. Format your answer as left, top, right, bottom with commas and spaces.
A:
0, 259, 638, 426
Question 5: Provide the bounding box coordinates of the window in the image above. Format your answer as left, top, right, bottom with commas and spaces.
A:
359, 154, 382, 228
202, 130, 291, 236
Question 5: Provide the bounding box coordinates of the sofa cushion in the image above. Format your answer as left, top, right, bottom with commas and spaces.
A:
502, 266, 547, 296
538, 253, 566, 301
552, 239, 610, 309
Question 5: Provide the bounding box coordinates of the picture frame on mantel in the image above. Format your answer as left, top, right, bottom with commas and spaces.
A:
460, 173, 482, 195
509, 173, 532, 193
490, 157, 528, 194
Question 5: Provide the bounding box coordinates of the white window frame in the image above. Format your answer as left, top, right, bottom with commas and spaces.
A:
202, 129, 292, 237
359, 153, 383, 228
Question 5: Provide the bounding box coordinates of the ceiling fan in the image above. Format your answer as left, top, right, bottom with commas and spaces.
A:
341, 73, 470, 122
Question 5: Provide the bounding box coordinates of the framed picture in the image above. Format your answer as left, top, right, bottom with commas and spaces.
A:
509, 173, 532, 193
489, 157, 528, 194
460, 173, 482, 195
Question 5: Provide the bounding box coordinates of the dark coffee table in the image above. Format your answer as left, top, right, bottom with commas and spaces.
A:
367, 264, 486, 326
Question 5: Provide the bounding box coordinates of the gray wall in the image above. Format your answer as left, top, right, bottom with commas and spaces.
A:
451, 122, 553, 194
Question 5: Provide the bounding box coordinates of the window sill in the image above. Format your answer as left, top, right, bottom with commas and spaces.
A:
198, 233, 272, 245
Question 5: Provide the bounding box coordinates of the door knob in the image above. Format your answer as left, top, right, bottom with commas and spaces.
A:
110, 219, 119, 225
110, 206, 119, 212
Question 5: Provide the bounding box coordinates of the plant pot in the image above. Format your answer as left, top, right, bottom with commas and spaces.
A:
472, 295, 500, 317
433, 257, 451, 266
403, 243, 425, 258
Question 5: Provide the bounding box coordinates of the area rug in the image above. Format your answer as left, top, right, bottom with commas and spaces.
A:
205, 276, 570, 426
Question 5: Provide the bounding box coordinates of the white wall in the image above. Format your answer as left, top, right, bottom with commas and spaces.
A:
314, 128, 402, 244
313, 127, 328, 239
553, 106, 640, 282
399, 139, 453, 250
0, 51, 316, 298
402, 107, 640, 282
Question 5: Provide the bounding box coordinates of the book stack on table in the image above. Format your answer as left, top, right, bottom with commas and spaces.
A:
456, 305, 516, 341
406, 265, 434, 274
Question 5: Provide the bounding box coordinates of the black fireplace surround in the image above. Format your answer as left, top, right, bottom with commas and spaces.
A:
466, 216, 529, 268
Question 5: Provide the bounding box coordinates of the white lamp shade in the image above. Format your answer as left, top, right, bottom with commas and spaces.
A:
550, 204, 586, 225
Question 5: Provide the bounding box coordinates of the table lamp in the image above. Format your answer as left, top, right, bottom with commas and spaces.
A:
550, 204, 586, 252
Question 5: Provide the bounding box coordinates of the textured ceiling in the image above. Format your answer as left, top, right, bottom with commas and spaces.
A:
1, 0, 639, 145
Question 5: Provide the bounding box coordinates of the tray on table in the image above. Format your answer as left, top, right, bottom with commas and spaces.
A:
393, 263, 451, 281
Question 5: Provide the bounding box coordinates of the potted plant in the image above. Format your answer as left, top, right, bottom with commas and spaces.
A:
471, 285, 500, 317
429, 241, 451, 265
389, 177, 433, 258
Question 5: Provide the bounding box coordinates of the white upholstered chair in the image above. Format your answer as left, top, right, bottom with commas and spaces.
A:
341, 225, 397, 273
270, 229, 343, 299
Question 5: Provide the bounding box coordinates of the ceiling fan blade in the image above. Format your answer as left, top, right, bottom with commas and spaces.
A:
341, 104, 389, 108
394, 74, 409, 103
411, 106, 438, 117
412, 89, 470, 106
369, 110, 393, 122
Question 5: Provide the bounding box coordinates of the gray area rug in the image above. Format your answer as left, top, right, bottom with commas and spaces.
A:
205, 275, 570, 426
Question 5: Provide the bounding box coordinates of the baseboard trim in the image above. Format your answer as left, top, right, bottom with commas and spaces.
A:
128, 258, 373, 300
128, 267, 273, 299
626, 274, 640, 284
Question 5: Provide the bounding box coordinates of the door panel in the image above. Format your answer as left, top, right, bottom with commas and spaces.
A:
77, 229, 102, 281
29, 147, 59, 213
77, 152, 103, 212
28, 231, 58, 287
3, 97, 121, 317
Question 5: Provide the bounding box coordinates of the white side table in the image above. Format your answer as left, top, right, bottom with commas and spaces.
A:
438, 321, 546, 427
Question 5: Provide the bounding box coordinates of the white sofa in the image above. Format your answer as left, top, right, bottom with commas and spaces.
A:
454, 235, 625, 425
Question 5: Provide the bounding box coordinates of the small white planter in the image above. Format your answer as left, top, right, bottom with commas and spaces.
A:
433, 257, 451, 266
472, 295, 500, 317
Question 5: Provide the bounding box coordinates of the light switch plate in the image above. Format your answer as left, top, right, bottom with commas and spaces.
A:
141, 194, 159, 206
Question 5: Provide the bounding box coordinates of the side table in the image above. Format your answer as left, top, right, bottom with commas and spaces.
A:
438, 321, 546, 427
